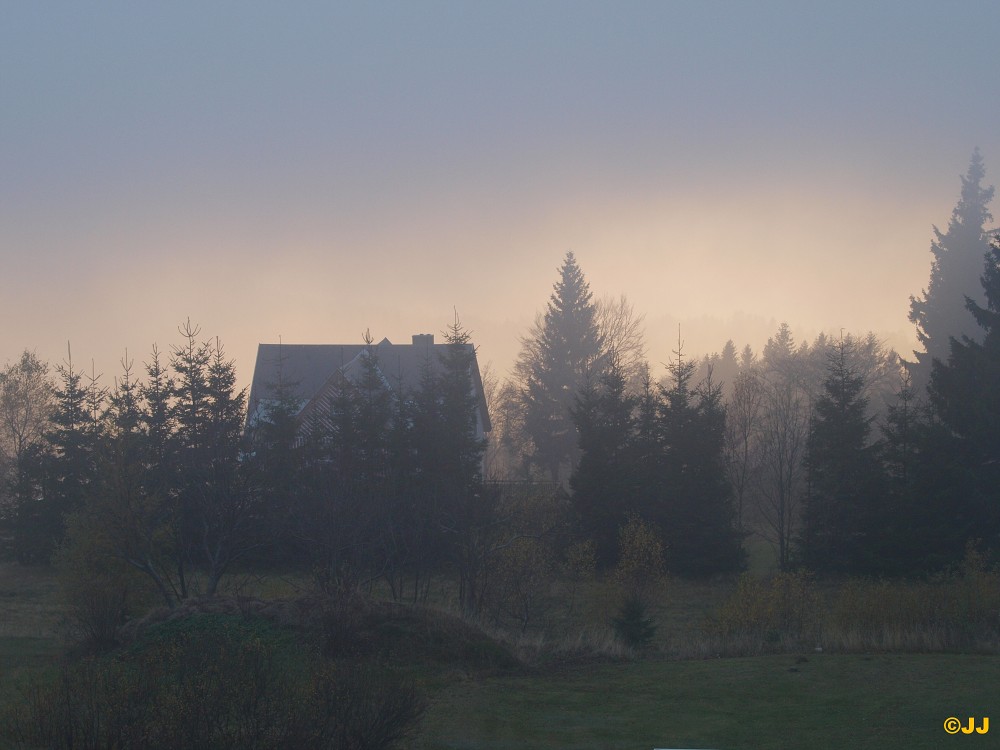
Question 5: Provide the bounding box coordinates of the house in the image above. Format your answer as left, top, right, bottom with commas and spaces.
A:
245, 334, 492, 441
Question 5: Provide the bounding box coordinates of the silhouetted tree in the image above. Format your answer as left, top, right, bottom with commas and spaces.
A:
570, 356, 637, 567
164, 322, 251, 597
800, 337, 887, 574
654, 340, 743, 575
925, 236, 1000, 558
245, 342, 303, 564
696, 339, 740, 400
298, 337, 394, 594
15, 350, 104, 563
516, 252, 603, 482
876, 370, 939, 574
724, 366, 763, 535
0, 351, 53, 557
432, 316, 490, 613
199, 338, 251, 595
87, 353, 185, 607
754, 324, 810, 570
909, 149, 995, 392
881, 371, 921, 496
0, 351, 53, 478
596, 294, 646, 390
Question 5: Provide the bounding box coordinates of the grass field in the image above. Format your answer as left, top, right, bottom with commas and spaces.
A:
1, 560, 997, 749
0, 563, 67, 716
414, 653, 997, 749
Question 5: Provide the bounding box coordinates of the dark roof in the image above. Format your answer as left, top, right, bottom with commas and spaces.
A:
246, 338, 491, 432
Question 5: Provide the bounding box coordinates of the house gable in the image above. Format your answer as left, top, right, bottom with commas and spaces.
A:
246, 335, 492, 437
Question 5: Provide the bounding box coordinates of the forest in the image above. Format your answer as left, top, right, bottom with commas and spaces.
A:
0, 151, 998, 748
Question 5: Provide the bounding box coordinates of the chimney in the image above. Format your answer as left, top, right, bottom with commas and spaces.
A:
412, 333, 434, 346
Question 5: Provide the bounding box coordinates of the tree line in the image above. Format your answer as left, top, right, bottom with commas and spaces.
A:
1, 319, 516, 617
1, 150, 998, 595
488, 149, 999, 577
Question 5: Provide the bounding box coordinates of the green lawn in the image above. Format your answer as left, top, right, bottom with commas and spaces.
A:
415, 653, 997, 750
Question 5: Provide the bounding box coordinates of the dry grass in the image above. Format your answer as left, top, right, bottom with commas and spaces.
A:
0, 562, 67, 640
690, 549, 1000, 658
3, 550, 999, 672
824, 570, 1000, 653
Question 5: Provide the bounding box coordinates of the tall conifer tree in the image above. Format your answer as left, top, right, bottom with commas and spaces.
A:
655, 344, 743, 575
926, 237, 1000, 556
909, 149, 995, 392
570, 356, 636, 566
801, 338, 886, 573
517, 252, 602, 482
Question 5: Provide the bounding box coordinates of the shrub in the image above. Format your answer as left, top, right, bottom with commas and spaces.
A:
827, 559, 1000, 653
484, 536, 556, 633
559, 539, 597, 617
56, 507, 158, 651
2, 613, 425, 750
614, 513, 666, 597
706, 570, 820, 654
611, 593, 657, 649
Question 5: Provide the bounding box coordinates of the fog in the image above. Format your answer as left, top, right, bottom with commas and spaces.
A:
2, 1, 998, 383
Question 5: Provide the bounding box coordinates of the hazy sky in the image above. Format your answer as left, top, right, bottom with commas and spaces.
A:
3, 1, 999, 388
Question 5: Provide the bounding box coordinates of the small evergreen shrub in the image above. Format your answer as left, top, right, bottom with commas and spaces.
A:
612, 593, 657, 649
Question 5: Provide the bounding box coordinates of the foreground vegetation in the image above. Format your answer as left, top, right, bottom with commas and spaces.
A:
1, 557, 998, 749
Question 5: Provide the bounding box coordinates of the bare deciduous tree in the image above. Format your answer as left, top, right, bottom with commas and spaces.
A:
596, 294, 646, 390
754, 371, 810, 570
724, 366, 764, 534
0, 350, 53, 470
0, 351, 54, 551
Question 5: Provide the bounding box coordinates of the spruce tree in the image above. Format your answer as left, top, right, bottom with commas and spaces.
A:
141, 345, 174, 488
201, 338, 249, 595
877, 371, 940, 574
17, 351, 104, 563
909, 149, 995, 392
570, 356, 637, 567
167, 323, 250, 597
517, 252, 602, 482
435, 317, 486, 490
801, 338, 886, 574
420, 316, 490, 613
97, 354, 185, 607
654, 341, 743, 575
926, 236, 1000, 556
247, 343, 303, 565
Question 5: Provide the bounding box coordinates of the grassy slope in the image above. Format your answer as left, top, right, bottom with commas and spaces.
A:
417, 654, 997, 750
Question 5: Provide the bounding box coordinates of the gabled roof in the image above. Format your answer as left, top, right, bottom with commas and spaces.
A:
246, 337, 491, 432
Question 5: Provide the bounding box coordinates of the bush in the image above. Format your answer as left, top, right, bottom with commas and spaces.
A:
828, 559, 1000, 653
57, 508, 156, 651
614, 513, 666, 597
706, 571, 820, 654
612, 593, 657, 649
483, 536, 556, 634
2, 613, 426, 750
703, 544, 1000, 656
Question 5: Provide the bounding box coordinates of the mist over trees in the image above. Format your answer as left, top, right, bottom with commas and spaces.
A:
1, 152, 999, 606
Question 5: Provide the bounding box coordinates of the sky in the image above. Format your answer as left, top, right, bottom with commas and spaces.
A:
3, 1, 1000, 390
